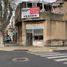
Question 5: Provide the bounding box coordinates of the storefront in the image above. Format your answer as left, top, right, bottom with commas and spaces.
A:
22, 19, 47, 46
15, 19, 47, 47
26, 24, 44, 46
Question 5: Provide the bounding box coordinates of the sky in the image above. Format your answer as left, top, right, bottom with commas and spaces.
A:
15, 0, 57, 5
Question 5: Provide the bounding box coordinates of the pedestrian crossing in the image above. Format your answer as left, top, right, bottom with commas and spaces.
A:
28, 52, 67, 65
47, 56, 67, 59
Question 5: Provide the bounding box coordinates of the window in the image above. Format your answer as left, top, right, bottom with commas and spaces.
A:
21, 2, 26, 8
27, 2, 32, 8
34, 35, 43, 40
44, 4, 51, 11
48, 5, 52, 10
37, 3, 42, 10
34, 36, 38, 40
32, 3, 37, 7
34, 29, 43, 41
34, 29, 43, 35
53, 6, 57, 8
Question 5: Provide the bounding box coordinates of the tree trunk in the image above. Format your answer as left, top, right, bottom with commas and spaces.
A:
0, 31, 4, 47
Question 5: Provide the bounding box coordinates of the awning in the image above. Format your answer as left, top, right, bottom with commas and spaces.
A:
23, 18, 45, 22
26, 26, 44, 30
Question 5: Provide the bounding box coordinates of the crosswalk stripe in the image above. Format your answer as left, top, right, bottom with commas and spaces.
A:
40, 54, 66, 57
54, 58, 67, 62
47, 56, 67, 59
30, 52, 66, 56
29, 52, 67, 58
45, 54, 65, 56
28, 52, 67, 64
63, 62, 67, 64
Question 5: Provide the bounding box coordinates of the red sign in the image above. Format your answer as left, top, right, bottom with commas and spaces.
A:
21, 7, 40, 18
30, 7, 40, 14
29, 0, 40, 2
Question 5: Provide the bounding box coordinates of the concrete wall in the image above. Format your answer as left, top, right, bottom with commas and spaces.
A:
46, 21, 67, 46
21, 22, 26, 46
63, 1, 67, 21
50, 21, 66, 39
17, 25, 22, 45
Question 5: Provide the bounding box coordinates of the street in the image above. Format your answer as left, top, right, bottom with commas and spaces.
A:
0, 51, 66, 67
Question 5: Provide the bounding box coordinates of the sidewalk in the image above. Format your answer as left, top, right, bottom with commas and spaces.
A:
0, 45, 67, 52
28, 47, 67, 52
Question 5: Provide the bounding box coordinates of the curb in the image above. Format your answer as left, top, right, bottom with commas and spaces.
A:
53, 49, 67, 52
0, 47, 29, 51
1, 47, 67, 52
28, 49, 53, 52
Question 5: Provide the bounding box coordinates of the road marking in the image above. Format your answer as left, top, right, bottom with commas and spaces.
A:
28, 52, 67, 65
44, 54, 65, 56
12, 57, 29, 62
54, 58, 67, 62
29, 52, 66, 57
63, 62, 67, 64
47, 56, 67, 59
40, 54, 66, 57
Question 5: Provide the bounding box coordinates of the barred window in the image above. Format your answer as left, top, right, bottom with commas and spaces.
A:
27, 2, 32, 8
34, 29, 43, 40
37, 3, 42, 10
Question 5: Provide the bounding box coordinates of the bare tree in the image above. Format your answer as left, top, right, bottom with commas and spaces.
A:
0, 0, 16, 46
0, 0, 16, 30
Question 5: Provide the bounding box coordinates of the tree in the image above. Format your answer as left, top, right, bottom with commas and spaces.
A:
0, 0, 16, 30
0, 0, 16, 46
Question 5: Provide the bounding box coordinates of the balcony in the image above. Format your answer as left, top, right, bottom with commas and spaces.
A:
49, 13, 63, 21
51, 7, 64, 15
40, 12, 63, 21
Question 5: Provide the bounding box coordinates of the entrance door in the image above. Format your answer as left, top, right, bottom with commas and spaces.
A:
26, 33, 32, 46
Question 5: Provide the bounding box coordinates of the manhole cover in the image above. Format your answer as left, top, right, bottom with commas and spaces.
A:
12, 57, 29, 62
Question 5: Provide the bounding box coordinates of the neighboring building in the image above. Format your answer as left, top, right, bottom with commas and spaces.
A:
15, 0, 67, 47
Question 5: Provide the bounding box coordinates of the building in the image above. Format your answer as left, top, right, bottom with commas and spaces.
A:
15, 0, 67, 47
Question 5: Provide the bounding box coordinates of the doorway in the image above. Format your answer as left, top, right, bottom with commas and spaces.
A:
26, 33, 32, 46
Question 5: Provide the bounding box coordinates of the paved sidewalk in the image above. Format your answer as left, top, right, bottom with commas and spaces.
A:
28, 47, 67, 52
0, 45, 67, 52
0, 46, 28, 51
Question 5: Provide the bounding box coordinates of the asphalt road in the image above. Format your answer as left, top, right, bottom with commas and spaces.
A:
0, 51, 67, 67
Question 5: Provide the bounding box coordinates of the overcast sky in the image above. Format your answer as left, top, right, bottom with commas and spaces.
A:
15, 0, 57, 5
